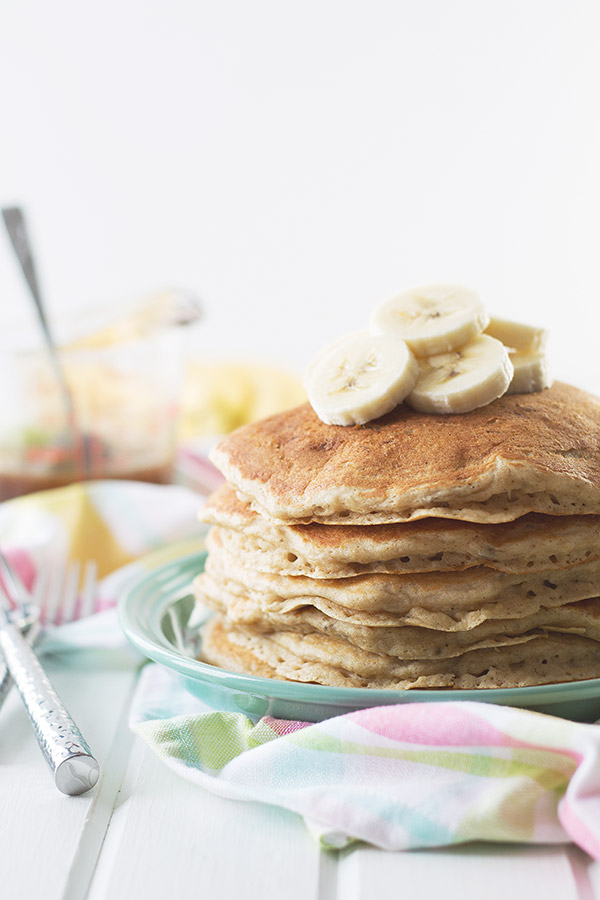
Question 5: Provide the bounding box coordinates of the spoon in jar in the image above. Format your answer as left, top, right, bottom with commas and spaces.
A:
2, 207, 88, 476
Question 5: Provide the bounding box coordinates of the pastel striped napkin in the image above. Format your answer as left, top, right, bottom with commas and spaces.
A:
131, 664, 600, 856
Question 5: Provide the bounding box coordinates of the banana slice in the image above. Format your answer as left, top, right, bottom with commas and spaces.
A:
370, 284, 489, 356
485, 317, 552, 394
406, 334, 513, 415
305, 332, 419, 426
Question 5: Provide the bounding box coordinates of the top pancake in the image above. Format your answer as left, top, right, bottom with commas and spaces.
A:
210, 382, 600, 524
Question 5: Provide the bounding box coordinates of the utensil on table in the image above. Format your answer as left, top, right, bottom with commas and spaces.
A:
0, 555, 100, 698
0, 550, 99, 795
1, 206, 88, 476
0, 555, 98, 706
0, 568, 39, 713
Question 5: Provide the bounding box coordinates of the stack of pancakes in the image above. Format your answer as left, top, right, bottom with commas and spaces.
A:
194, 381, 600, 689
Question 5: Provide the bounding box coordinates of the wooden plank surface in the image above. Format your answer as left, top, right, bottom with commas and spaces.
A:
338, 843, 587, 900
0, 652, 139, 900
90, 740, 322, 900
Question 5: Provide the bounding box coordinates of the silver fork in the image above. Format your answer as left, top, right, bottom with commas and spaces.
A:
33, 559, 99, 626
0, 557, 99, 709
0, 551, 99, 794
0, 567, 40, 712
0, 560, 98, 707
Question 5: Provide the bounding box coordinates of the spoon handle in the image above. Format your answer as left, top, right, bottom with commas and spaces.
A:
3, 207, 52, 340
2, 206, 79, 440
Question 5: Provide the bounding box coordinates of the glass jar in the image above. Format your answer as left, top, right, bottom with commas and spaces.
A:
0, 291, 201, 501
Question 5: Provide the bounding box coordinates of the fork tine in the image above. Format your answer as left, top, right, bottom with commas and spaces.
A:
59, 561, 81, 626
41, 559, 66, 626
32, 563, 50, 614
78, 560, 98, 619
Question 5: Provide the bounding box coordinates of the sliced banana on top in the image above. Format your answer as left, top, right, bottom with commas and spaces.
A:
406, 334, 514, 415
485, 316, 552, 395
305, 332, 419, 426
370, 284, 489, 356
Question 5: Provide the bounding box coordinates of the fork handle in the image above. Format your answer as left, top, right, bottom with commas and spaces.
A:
0, 621, 99, 795
0, 620, 39, 712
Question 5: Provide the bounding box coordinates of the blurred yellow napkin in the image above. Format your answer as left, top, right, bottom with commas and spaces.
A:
180, 362, 306, 438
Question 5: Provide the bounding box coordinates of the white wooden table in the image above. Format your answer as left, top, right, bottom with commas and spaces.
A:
2, 651, 600, 900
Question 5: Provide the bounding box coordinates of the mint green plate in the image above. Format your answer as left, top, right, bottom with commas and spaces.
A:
119, 552, 600, 723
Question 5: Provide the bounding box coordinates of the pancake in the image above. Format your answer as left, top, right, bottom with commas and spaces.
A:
196, 589, 600, 660
209, 383, 600, 524
202, 487, 600, 576
200, 533, 600, 622
201, 615, 600, 689
196, 560, 600, 631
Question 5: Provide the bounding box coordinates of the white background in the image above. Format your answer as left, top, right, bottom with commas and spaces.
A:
1, 1, 599, 387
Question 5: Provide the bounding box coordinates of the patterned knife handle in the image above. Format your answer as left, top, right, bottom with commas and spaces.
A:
0, 620, 99, 795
